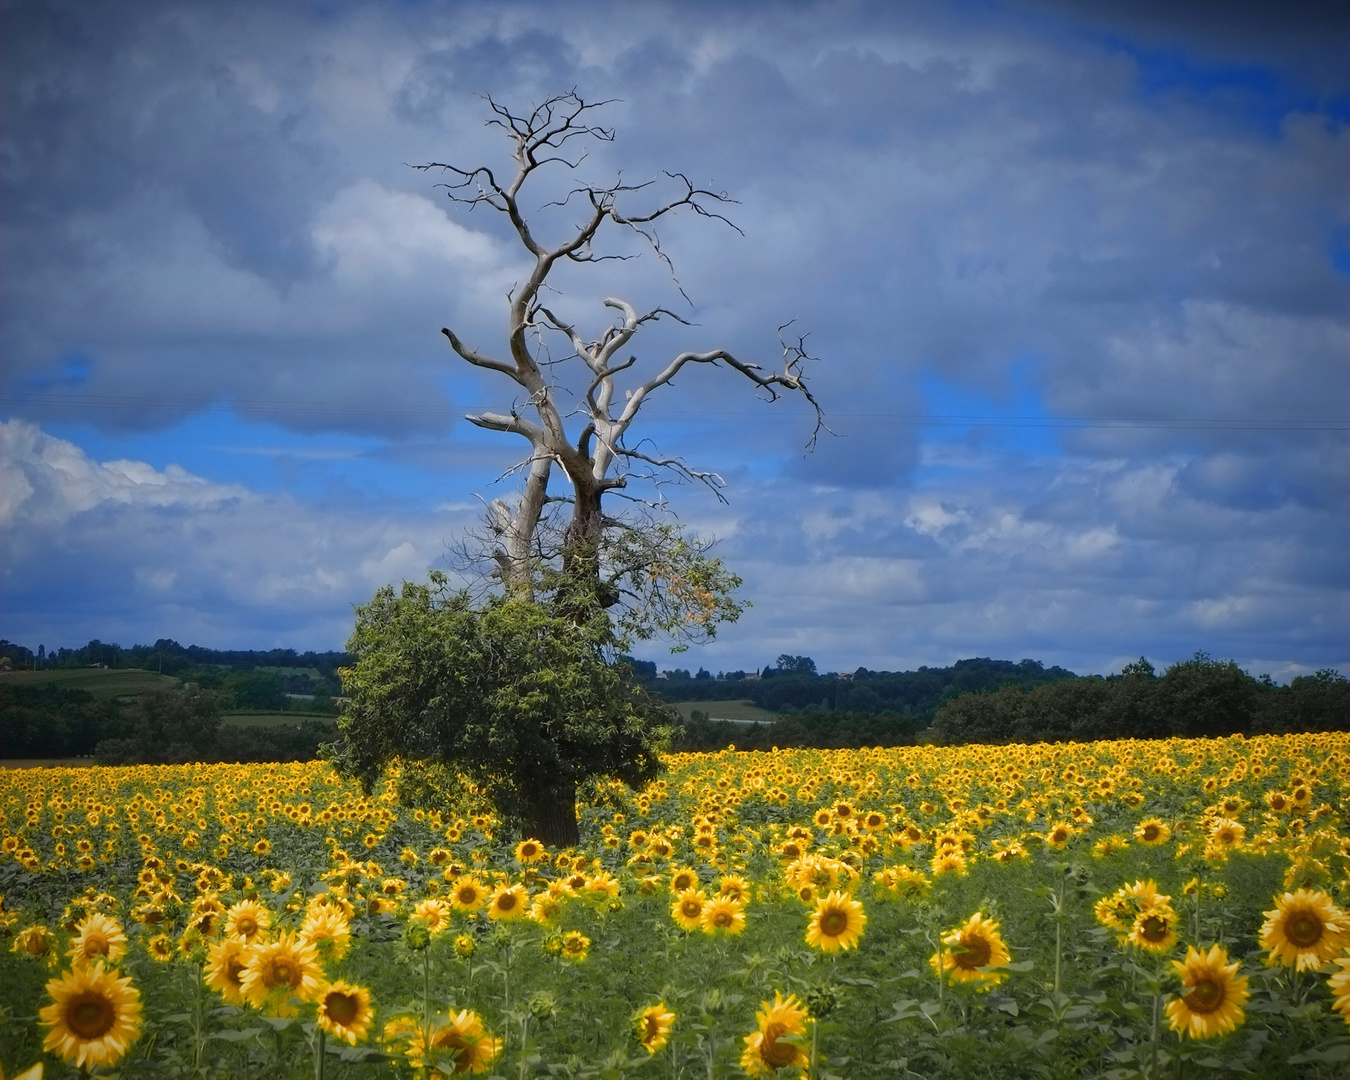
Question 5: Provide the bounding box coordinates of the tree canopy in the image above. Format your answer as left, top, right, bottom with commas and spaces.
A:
331, 574, 674, 846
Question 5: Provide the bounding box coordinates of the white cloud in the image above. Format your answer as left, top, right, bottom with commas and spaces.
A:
312, 179, 501, 283
0, 420, 476, 648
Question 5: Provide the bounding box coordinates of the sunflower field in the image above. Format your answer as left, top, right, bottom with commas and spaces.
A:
2, 733, 1350, 1078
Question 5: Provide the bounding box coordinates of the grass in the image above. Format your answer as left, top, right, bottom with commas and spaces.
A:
670, 699, 778, 723
0, 667, 179, 698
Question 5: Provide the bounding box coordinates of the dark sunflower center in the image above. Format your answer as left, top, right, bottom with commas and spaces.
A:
1184, 978, 1223, 1014
325, 990, 360, 1025
26, 935, 48, 955
432, 1031, 472, 1072
1288, 914, 1323, 947
821, 911, 848, 936
956, 935, 992, 968
236, 917, 256, 936
84, 935, 109, 956
682, 901, 702, 918
225, 958, 246, 986
1143, 825, 1160, 841
457, 888, 476, 904
714, 911, 733, 927
497, 894, 516, 911
760, 1023, 795, 1067
1141, 916, 1169, 942
67, 992, 116, 1039
270, 959, 298, 988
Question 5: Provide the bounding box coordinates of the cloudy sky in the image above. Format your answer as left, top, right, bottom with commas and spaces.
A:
2, 0, 1347, 680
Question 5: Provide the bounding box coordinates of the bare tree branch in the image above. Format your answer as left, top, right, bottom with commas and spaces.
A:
414, 92, 825, 626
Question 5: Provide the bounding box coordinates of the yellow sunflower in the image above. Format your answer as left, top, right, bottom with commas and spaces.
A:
1129, 904, 1180, 953
204, 937, 251, 1005
300, 906, 351, 960
487, 884, 528, 921
930, 850, 968, 876
1259, 888, 1347, 971
669, 867, 700, 894
224, 899, 271, 945
412, 898, 451, 936
12, 924, 55, 964
560, 930, 590, 962
67, 912, 128, 967
1093, 893, 1133, 932
1165, 944, 1249, 1039
514, 838, 547, 864
718, 874, 751, 902
239, 932, 324, 1013
930, 912, 1011, 988
701, 895, 747, 936
39, 961, 143, 1069
635, 1002, 675, 1054
740, 991, 810, 1077
146, 934, 175, 962
412, 1009, 501, 1074
449, 876, 487, 913
1204, 818, 1245, 860
1329, 952, 1350, 1025
805, 891, 866, 953
1134, 818, 1172, 845
671, 888, 708, 931
1044, 822, 1074, 848
316, 980, 375, 1045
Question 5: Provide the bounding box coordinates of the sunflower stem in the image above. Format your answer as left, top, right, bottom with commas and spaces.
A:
191, 962, 206, 1071
808, 1017, 819, 1080
1053, 871, 1067, 998
314, 1026, 326, 1080
423, 945, 433, 1048
1148, 989, 1161, 1080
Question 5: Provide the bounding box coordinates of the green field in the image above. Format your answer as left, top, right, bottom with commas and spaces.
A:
670, 698, 777, 723
0, 667, 178, 698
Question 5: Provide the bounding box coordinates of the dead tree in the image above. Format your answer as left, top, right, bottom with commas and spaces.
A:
417, 92, 824, 642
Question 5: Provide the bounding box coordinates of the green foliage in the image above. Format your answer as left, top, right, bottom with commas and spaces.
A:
579, 521, 747, 650
930, 654, 1350, 745
91, 691, 333, 764
330, 572, 675, 844
0, 682, 116, 757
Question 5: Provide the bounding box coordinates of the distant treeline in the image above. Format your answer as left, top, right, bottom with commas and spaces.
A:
0, 637, 351, 684
928, 655, 1348, 745
639, 655, 1077, 723
0, 684, 334, 763
670, 654, 1348, 750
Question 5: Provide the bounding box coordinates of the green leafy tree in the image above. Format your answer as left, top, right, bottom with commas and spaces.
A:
332, 573, 674, 847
